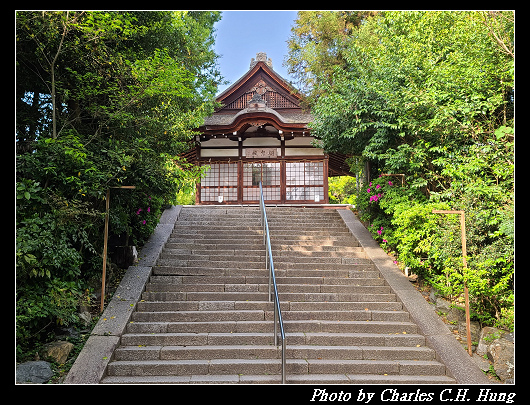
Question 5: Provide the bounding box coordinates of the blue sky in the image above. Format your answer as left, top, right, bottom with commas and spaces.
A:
213, 11, 299, 95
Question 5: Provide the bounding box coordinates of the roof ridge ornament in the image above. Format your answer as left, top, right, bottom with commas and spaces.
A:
250, 52, 273, 69
247, 91, 267, 109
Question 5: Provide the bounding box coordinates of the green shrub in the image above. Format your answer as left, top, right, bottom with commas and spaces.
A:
356, 173, 513, 331
328, 176, 357, 205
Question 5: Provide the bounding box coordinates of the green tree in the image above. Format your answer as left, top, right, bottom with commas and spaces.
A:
287, 11, 514, 330
285, 11, 378, 103
16, 11, 222, 351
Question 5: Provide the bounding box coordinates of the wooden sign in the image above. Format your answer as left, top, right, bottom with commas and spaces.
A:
246, 148, 278, 159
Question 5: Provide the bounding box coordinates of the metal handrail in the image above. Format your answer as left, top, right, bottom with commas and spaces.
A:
258, 182, 286, 384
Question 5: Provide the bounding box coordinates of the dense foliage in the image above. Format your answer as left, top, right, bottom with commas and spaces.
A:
16, 11, 221, 352
287, 11, 514, 330
328, 176, 357, 205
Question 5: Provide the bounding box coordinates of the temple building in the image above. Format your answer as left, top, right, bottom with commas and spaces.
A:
184, 52, 351, 205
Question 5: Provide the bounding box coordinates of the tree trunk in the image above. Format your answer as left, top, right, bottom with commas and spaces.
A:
50, 11, 69, 139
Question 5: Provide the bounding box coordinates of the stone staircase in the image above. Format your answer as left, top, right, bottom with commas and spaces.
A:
101, 206, 455, 384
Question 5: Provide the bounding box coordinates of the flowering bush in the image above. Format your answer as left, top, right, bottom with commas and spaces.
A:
356, 169, 513, 330
357, 176, 393, 244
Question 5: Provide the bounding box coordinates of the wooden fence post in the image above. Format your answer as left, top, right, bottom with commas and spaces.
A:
432, 210, 472, 356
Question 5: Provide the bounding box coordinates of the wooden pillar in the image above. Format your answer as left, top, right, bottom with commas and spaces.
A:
323, 156, 329, 204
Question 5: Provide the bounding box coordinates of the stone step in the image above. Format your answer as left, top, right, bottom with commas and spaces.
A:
279, 310, 409, 322
132, 306, 408, 322
132, 300, 402, 312
158, 251, 370, 266
272, 239, 360, 247
131, 310, 266, 322
101, 373, 456, 384
283, 320, 418, 334
174, 222, 346, 229
113, 344, 436, 362
141, 291, 269, 302
106, 359, 302, 376
177, 209, 258, 214
159, 246, 364, 255
148, 275, 385, 286
114, 345, 280, 361
164, 242, 265, 250
151, 266, 378, 277
273, 230, 355, 236
143, 283, 392, 295
169, 233, 263, 240
276, 249, 366, 257
119, 332, 425, 347
277, 245, 362, 252
160, 249, 367, 259
173, 223, 262, 229
287, 301, 402, 311
106, 357, 445, 377
158, 253, 368, 263
167, 235, 357, 243
304, 359, 447, 375
154, 261, 374, 273
165, 239, 361, 248
126, 320, 418, 334
141, 291, 396, 303
267, 210, 340, 216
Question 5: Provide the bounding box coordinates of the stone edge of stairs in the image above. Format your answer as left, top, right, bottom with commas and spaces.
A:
337, 210, 492, 385
63, 205, 183, 384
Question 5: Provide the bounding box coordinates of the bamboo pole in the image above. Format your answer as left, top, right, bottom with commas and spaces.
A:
100, 186, 136, 313
432, 210, 472, 356
100, 188, 110, 313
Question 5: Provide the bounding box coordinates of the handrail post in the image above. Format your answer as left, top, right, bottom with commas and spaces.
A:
281, 341, 286, 384
274, 299, 278, 346
268, 247, 271, 302
259, 181, 286, 384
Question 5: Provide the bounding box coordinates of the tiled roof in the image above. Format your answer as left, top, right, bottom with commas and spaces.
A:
202, 107, 313, 127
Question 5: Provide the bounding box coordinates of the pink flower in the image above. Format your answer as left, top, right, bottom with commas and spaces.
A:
367, 188, 371, 193
369, 182, 372, 186
376, 184, 381, 189
136, 208, 142, 215
388, 181, 393, 186
142, 220, 146, 225
147, 206, 151, 213
383, 239, 387, 243
377, 229, 382, 235
380, 226, 384, 230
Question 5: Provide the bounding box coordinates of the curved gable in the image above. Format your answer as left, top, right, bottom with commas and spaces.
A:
216, 59, 301, 112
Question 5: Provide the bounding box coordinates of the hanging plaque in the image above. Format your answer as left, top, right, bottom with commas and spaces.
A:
246, 148, 278, 159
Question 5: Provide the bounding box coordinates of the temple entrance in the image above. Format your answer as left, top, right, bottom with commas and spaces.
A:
198, 159, 327, 204
242, 162, 281, 202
